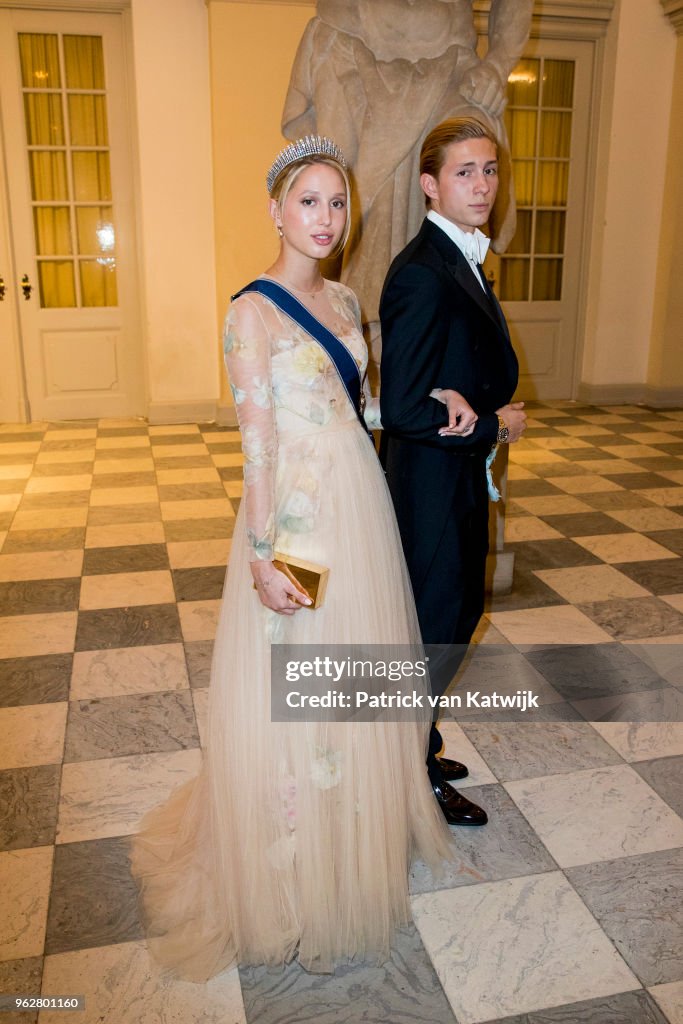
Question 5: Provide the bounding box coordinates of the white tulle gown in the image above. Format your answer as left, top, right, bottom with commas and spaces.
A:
130, 279, 453, 980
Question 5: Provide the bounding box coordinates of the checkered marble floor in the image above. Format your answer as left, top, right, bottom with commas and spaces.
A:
0, 403, 681, 1024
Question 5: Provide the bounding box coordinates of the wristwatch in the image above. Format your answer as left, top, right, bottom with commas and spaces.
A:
496, 415, 510, 443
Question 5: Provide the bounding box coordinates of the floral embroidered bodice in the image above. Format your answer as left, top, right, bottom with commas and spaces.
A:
224, 279, 379, 562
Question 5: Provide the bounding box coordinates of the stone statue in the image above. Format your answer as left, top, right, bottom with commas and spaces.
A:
282, 0, 534, 325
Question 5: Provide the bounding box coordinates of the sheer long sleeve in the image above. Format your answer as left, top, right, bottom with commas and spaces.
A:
223, 296, 277, 561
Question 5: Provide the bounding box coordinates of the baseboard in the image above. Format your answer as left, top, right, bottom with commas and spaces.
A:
215, 402, 238, 427
485, 550, 515, 596
576, 382, 646, 406
147, 399, 218, 425
641, 384, 683, 409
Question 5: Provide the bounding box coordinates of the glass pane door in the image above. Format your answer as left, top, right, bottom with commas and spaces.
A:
19, 31, 117, 308
500, 58, 575, 303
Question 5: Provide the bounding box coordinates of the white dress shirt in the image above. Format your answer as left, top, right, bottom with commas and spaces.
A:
427, 209, 490, 291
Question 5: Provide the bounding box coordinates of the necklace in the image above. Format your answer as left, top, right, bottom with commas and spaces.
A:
280, 276, 325, 301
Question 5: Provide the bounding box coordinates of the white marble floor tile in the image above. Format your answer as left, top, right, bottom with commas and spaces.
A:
156, 467, 221, 484
166, 539, 231, 569
589, 721, 683, 762
11, 508, 88, 531
529, 436, 592, 450
0, 549, 84, 581
35, 450, 95, 464
637, 487, 683, 507
434, 720, 497, 788
79, 570, 175, 610
581, 459, 649, 475
89, 486, 159, 507
534, 565, 650, 603
573, 532, 675, 563
488, 606, 614, 646
71, 643, 189, 699
41, 941, 242, 1024
0, 441, 41, 455
0, 493, 22, 511
601, 445, 670, 460
659, 469, 683, 485
192, 687, 209, 748
506, 464, 538, 480
0, 703, 68, 770
178, 600, 221, 642
0, 847, 53, 961
662, 594, 683, 613
624, 431, 681, 444
25, 475, 92, 494
628, 642, 683, 686
471, 617, 509, 645
649, 981, 683, 1024
505, 764, 683, 867
0, 531, 6, 551
545, 475, 623, 494
44, 428, 96, 440
513, 495, 594, 516
605, 507, 683, 531
555, 424, 614, 437
210, 452, 244, 468
57, 749, 201, 843
84, 522, 166, 548
160, 498, 233, 521
411, 871, 639, 1024
0, 463, 33, 479
223, 480, 243, 498
0, 611, 77, 658
150, 443, 208, 458
504, 516, 564, 542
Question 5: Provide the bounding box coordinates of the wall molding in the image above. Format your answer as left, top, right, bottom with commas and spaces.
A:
0, 0, 130, 9
661, 0, 683, 33
475, 0, 615, 40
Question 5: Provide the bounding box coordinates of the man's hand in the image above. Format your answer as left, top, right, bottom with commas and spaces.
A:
432, 388, 478, 436
496, 401, 527, 443
460, 62, 507, 119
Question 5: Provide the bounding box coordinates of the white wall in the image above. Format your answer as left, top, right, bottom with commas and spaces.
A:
581, 0, 676, 394
131, 0, 219, 422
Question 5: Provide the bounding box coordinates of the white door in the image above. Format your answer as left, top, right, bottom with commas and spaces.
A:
486, 37, 594, 400
0, 7, 144, 421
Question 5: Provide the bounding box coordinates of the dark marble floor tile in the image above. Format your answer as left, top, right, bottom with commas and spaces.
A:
0, 956, 42, 1024
0, 456, 36, 468
580, 491, 657, 510
96, 426, 149, 437
462, 716, 619, 781
163, 517, 234, 542
487, 572, 568, 612
150, 433, 204, 446
172, 566, 226, 602
31, 461, 93, 477
0, 578, 80, 617
634, 756, 683, 816
539, 511, 632, 536
646, 529, 683, 556
82, 543, 169, 576
184, 639, 214, 688
567, 848, 683, 986
630, 456, 683, 472
152, 455, 214, 470
91, 446, 151, 460
604, 472, 674, 490
508, 539, 602, 571
508, 479, 563, 497
40, 438, 95, 452
45, 836, 143, 955
553, 446, 614, 461
524, 461, 586, 478
577, 596, 683, 640
239, 922, 457, 1024
64, 690, 199, 761
572, 683, 683, 723
86, 504, 160, 526
0, 480, 27, 494
0, 430, 44, 442
18, 491, 90, 511
484, 989, 669, 1024
525, 644, 665, 702
0, 652, 72, 707
207, 441, 244, 455
217, 466, 244, 481
0, 512, 14, 530
1, 528, 85, 553
199, 423, 234, 433
75, 603, 182, 651
0, 764, 60, 851
613, 558, 683, 594
523, 427, 564, 438
158, 482, 227, 501
410, 783, 557, 896
232, 497, 241, 515
652, 441, 683, 455
90, 472, 156, 489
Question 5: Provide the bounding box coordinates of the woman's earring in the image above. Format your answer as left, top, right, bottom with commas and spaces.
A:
277, 225, 284, 238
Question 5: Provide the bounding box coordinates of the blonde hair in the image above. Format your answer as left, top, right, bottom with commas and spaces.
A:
271, 157, 352, 256
420, 117, 498, 207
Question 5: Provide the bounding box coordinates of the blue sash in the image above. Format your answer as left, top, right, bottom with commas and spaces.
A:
231, 279, 371, 437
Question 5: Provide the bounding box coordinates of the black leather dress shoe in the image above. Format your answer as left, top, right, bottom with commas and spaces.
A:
432, 781, 488, 826
436, 756, 469, 781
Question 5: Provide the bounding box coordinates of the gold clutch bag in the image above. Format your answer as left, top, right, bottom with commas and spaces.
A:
253, 552, 329, 609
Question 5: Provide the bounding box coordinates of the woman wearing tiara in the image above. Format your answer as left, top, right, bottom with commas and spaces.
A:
130, 136, 472, 979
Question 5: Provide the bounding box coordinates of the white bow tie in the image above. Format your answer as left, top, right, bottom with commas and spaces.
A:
462, 229, 490, 266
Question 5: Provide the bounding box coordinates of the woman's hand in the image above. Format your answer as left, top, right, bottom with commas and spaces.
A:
433, 389, 478, 436
250, 560, 312, 615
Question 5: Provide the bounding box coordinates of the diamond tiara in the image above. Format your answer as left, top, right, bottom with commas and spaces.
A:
266, 135, 347, 194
